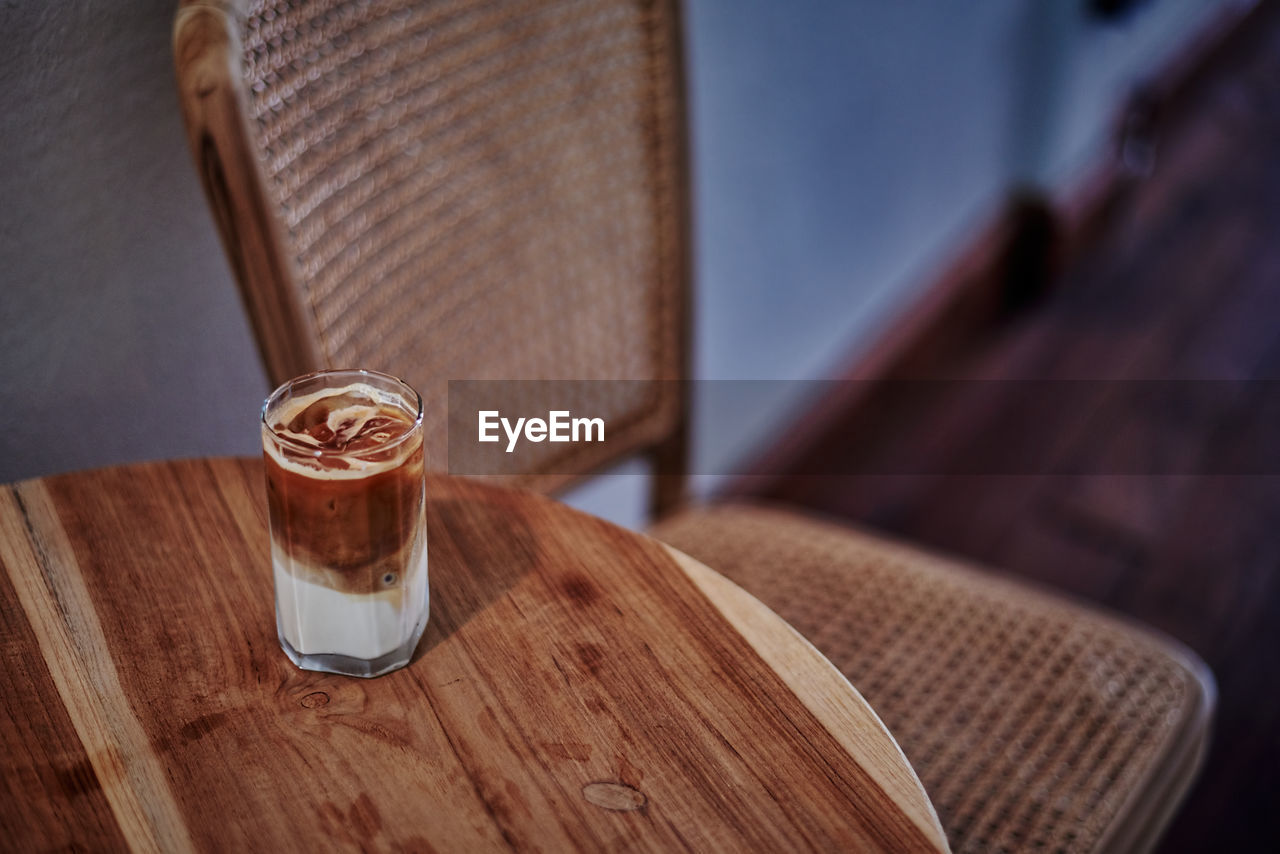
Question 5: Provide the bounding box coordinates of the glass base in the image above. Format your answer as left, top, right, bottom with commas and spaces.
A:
278, 614, 428, 678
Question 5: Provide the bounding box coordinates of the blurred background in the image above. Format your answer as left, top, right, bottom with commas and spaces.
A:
3, 1, 1276, 850
0, 0, 1224, 489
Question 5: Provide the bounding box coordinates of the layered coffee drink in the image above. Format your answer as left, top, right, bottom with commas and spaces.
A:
262, 370, 428, 678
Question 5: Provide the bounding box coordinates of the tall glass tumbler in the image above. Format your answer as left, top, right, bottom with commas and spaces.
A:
262, 369, 429, 678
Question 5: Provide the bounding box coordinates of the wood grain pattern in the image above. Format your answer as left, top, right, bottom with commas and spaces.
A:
670, 547, 949, 853
0, 544, 130, 850
0, 459, 946, 852
0, 485, 194, 854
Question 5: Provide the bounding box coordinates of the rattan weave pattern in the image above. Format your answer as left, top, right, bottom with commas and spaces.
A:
236, 0, 684, 481
651, 504, 1209, 854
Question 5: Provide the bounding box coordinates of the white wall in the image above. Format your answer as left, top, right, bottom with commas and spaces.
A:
0, 1, 1229, 524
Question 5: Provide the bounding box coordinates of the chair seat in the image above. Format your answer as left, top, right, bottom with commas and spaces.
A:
650, 503, 1214, 854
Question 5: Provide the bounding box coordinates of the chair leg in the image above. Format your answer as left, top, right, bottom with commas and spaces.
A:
649, 431, 687, 521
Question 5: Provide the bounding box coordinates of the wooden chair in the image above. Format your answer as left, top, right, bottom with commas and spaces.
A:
174, 2, 1214, 851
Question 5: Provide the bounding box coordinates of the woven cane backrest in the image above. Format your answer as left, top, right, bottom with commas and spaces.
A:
175, 0, 689, 493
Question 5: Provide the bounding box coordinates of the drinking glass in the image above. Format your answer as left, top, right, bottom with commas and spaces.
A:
262, 369, 429, 678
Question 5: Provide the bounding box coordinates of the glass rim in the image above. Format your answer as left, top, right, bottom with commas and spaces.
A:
261, 368, 425, 459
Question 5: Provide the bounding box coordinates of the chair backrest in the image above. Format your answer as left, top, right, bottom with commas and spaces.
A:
174, 0, 690, 513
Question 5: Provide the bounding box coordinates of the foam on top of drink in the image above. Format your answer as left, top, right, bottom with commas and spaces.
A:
264, 382, 420, 478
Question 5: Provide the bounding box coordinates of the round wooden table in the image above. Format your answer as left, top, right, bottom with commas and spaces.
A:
0, 459, 948, 852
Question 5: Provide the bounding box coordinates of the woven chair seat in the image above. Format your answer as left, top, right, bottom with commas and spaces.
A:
650, 503, 1214, 854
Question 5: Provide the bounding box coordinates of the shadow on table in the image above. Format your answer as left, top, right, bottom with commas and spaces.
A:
412, 486, 545, 660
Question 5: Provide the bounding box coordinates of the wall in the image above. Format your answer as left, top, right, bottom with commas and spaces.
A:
573, 0, 1228, 526
0, 3, 270, 483
0, 1, 1229, 528
683, 0, 1230, 484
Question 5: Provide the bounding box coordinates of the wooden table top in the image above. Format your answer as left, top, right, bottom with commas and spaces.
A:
0, 458, 947, 852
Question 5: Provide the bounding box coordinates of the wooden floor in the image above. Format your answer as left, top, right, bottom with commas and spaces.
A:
750, 8, 1280, 853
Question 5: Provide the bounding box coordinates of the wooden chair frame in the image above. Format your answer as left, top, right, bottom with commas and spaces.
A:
174, 0, 692, 518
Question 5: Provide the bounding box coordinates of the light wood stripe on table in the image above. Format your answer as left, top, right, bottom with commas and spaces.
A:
0, 482, 195, 854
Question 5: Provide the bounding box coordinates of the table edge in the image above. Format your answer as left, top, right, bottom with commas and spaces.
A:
663, 544, 951, 854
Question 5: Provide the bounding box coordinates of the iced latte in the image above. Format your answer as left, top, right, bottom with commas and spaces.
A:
262, 370, 428, 678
